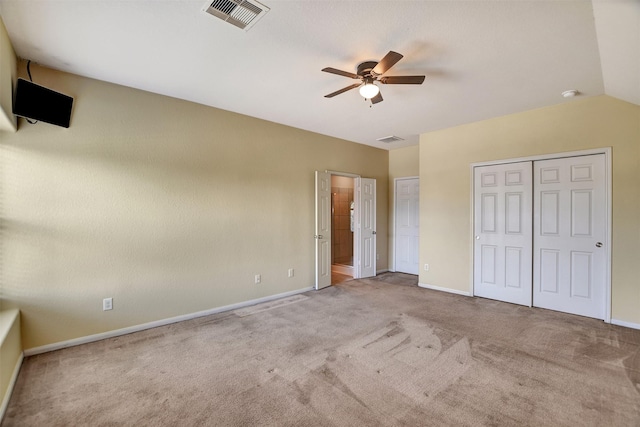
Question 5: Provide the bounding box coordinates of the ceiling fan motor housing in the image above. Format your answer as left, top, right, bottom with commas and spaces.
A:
357, 61, 379, 77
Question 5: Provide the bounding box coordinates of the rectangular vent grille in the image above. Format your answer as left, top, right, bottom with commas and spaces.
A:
204, 0, 270, 31
377, 135, 405, 144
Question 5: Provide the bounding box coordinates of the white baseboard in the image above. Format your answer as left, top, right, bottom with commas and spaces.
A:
418, 282, 471, 297
0, 352, 24, 422
24, 287, 314, 356
611, 318, 640, 330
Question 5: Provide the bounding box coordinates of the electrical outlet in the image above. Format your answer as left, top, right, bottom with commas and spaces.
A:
376, 253, 380, 260
255, 274, 261, 284
288, 268, 294, 278
424, 264, 429, 271
103, 297, 113, 311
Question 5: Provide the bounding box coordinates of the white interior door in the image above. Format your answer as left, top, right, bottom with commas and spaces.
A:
315, 171, 331, 290
356, 177, 376, 278
533, 154, 607, 319
474, 162, 533, 306
395, 178, 419, 274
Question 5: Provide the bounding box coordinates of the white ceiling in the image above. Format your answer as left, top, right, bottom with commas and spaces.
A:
1, 1, 638, 150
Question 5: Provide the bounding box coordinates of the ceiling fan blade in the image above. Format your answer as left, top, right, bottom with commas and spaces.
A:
321, 67, 360, 79
380, 75, 426, 84
372, 51, 403, 75
370, 92, 383, 104
324, 83, 362, 98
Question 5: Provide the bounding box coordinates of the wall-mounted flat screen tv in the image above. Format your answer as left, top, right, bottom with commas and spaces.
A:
13, 78, 74, 128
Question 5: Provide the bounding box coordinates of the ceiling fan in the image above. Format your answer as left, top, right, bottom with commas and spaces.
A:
322, 51, 425, 104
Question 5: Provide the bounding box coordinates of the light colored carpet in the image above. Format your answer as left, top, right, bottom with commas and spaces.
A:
233, 295, 309, 317
3, 273, 640, 426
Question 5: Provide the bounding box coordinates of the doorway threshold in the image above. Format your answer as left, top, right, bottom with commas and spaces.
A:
332, 264, 354, 275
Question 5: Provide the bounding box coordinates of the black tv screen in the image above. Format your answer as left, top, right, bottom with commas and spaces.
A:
13, 78, 74, 128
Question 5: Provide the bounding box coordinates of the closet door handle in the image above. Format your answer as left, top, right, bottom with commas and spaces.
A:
596, 242, 603, 248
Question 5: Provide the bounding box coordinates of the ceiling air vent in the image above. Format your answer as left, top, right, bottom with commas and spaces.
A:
203, 0, 270, 31
377, 135, 405, 144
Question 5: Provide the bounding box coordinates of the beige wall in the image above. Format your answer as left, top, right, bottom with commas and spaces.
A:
0, 17, 21, 414
389, 145, 419, 180
419, 95, 640, 324
388, 145, 419, 270
0, 17, 17, 132
0, 62, 389, 350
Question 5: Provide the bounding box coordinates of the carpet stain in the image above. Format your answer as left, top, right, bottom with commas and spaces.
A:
233, 294, 309, 317
292, 380, 313, 406
387, 335, 412, 355
315, 365, 369, 409
329, 314, 474, 403
623, 349, 640, 395
418, 336, 473, 399
362, 322, 405, 349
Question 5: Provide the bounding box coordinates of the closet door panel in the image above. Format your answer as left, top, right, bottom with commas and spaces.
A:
473, 162, 532, 306
533, 154, 606, 319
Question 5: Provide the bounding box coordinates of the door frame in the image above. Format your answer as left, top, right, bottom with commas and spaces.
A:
319, 170, 371, 282
393, 176, 419, 273
469, 147, 612, 322
329, 171, 359, 280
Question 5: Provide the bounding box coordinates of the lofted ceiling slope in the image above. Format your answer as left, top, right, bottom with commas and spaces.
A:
0, 0, 638, 149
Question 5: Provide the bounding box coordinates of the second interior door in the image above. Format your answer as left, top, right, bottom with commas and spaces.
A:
357, 177, 377, 278
395, 178, 420, 275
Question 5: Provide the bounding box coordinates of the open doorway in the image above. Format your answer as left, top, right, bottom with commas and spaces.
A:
315, 170, 376, 290
331, 176, 355, 284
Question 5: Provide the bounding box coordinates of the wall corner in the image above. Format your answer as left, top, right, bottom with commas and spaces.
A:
0, 16, 18, 133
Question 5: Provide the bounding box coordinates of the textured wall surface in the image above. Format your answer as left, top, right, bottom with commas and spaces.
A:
0, 62, 389, 350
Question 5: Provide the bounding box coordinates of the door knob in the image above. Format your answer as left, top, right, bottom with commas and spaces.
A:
596, 242, 603, 248
315, 235, 324, 239
475, 235, 480, 240
372, 231, 377, 235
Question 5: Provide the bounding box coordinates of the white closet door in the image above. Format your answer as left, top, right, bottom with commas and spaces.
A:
395, 178, 419, 275
473, 162, 533, 306
533, 154, 607, 319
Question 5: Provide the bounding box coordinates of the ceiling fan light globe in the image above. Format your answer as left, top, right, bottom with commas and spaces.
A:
359, 83, 380, 99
